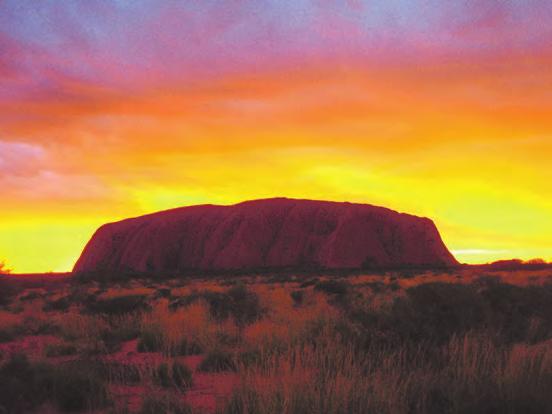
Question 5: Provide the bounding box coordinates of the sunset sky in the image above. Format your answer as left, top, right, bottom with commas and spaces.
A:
1, 0, 551, 273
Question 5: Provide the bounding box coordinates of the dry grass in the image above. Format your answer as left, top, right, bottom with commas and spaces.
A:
1, 270, 552, 413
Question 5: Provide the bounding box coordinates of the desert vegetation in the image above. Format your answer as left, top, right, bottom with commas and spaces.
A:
0, 269, 551, 413
0, 261, 11, 275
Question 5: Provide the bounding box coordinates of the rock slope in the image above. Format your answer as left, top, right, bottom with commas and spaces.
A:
73, 198, 458, 275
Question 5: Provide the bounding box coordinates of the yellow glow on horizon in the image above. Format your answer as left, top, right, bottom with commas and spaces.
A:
2, 63, 551, 273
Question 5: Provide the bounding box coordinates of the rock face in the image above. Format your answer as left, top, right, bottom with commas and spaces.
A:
73, 198, 458, 275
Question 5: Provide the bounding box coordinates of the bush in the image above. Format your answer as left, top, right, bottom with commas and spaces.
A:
137, 330, 163, 353
155, 288, 172, 299
102, 361, 141, 385
140, 395, 192, 414
85, 294, 150, 315
100, 324, 141, 353
20, 291, 42, 302
366, 281, 385, 293
172, 337, 203, 356
0, 355, 108, 413
299, 278, 318, 288
0, 329, 15, 343
155, 361, 194, 389
390, 283, 487, 345
314, 280, 349, 296
0, 280, 16, 308
43, 296, 71, 312
198, 349, 237, 372
205, 284, 264, 326
290, 290, 304, 306
482, 282, 552, 343
52, 360, 109, 412
45, 343, 77, 357
168, 292, 201, 311
0, 354, 54, 413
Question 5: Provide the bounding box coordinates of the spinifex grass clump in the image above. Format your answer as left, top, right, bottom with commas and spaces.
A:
154, 361, 193, 389
199, 349, 237, 372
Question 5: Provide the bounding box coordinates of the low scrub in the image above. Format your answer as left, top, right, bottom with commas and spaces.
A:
85, 294, 150, 315
314, 280, 349, 295
0, 354, 109, 413
154, 361, 193, 389
140, 394, 192, 414
205, 284, 265, 326
198, 349, 237, 372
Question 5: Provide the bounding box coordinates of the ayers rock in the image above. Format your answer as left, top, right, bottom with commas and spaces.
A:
73, 198, 458, 275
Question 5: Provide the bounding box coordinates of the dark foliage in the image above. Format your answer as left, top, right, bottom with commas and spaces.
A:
52, 360, 109, 412
198, 349, 237, 372
314, 280, 349, 296
101, 361, 141, 385
99, 325, 141, 353
172, 337, 203, 356
155, 362, 193, 389
43, 296, 72, 312
85, 294, 150, 315
137, 330, 163, 353
299, 278, 319, 288
139, 395, 192, 414
168, 292, 202, 311
0, 279, 17, 308
0, 355, 108, 413
204, 284, 264, 326
344, 281, 552, 348
45, 343, 77, 357
290, 290, 304, 306
0, 354, 54, 413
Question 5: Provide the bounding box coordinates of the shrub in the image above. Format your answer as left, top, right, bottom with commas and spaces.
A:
85, 294, 149, 315
290, 290, 304, 306
366, 281, 385, 293
137, 329, 163, 353
168, 293, 201, 311
45, 343, 77, 357
172, 362, 193, 389
155, 288, 172, 299
139, 394, 192, 414
314, 280, 349, 296
20, 291, 42, 302
100, 324, 141, 353
198, 349, 237, 372
0, 280, 16, 308
43, 296, 71, 312
299, 278, 318, 288
0, 261, 11, 275
101, 361, 141, 385
205, 284, 264, 326
0, 354, 54, 413
173, 337, 203, 356
155, 363, 171, 388
52, 360, 109, 412
481, 282, 552, 343
390, 283, 487, 345
0, 329, 14, 343
0, 355, 108, 413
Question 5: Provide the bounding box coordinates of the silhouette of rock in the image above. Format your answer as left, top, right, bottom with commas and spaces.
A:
73, 198, 458, 275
